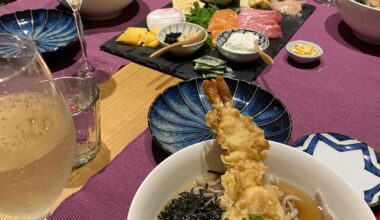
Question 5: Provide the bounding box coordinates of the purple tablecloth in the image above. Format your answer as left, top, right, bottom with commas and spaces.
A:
1, 0, 380, 219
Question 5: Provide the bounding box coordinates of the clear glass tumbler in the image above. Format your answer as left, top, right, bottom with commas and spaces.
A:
0, 34, 76, 219
54, 77, 101, 167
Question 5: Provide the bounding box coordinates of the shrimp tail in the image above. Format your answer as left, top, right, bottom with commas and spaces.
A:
215, 76, 234, 108
202, 76, 234, 108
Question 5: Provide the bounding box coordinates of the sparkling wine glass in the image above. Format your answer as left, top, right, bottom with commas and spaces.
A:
0, 34, 76, 220
66, 0, 111, 84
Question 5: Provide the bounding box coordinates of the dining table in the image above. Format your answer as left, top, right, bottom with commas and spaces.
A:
0, 0, 380, 219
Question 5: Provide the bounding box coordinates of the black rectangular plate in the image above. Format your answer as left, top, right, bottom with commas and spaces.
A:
100, 4, 315, 81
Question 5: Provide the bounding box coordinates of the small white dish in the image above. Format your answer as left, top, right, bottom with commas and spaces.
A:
216, 28, 270, 63
286, 40, 323, 64
156, 22, 207, 57
128, 140, 375, 219
293, 132, 380, 206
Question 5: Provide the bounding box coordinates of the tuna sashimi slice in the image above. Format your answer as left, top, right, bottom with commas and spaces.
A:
239, 23, 283, 38
239, 8, 282, 22
239, 19, 279, 26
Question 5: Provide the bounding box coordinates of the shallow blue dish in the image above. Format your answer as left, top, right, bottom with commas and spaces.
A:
0, 9, 77, 55
148, 77, 292, 154
293, 132, 380, 206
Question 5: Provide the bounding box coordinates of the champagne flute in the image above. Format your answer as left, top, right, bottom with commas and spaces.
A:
66, 0, 111, 84
0, 34, 76, 219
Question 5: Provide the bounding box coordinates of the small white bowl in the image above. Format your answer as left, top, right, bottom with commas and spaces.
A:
128, 140, 375, 220
286, 40, 323, 63
156, 22, 207, 57
216, 28, 270, 63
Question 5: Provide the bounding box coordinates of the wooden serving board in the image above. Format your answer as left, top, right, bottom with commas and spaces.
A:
100, 3, 316, 81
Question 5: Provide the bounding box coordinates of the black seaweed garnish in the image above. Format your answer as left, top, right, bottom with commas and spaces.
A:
164, 33, 182, 44
158, 188, 222, 220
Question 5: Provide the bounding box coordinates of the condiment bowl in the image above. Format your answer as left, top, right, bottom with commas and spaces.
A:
156, 22, 207, 57
128, 140, 376, 219
216, 28, 270, 63
286, 40, 323, 64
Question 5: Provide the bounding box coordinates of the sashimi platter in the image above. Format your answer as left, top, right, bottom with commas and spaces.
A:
101, 0, 316, 81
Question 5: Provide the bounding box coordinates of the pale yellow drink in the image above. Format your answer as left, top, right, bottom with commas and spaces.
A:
0, 92, 76, 219
66, 0, 82, 8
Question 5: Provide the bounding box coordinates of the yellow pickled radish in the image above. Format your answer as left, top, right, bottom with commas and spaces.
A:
145, 39, 160, 48
141, 32, 157, 45
123, 27, 148, 36
116, 32, 142, 46
292, 43, 319, 56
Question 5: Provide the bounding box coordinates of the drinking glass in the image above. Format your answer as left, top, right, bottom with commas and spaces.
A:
0, 34, 76, 219
54, 77, 101, 168
65, 0, 111, 84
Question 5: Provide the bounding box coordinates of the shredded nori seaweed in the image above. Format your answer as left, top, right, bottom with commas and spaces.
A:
158, 188, 222, 220
164, 33, 182, 44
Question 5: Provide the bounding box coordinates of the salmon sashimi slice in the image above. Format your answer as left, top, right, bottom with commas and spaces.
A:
208, 9, 238, 46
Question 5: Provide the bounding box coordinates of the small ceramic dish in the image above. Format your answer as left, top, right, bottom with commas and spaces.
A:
293, 132, 380, 206
148, 77, 292, 154
216, 28, 270, 63
0, 9, 78, 55
286, 40, 323, 63
156, 22, 207, 57
128, 140, 376, 220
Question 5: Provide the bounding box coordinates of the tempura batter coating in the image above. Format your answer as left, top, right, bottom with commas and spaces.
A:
202, 77, 290, 220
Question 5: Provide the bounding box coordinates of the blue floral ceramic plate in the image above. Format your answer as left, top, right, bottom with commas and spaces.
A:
148, 77, 292, 154
0, 9, 77, 55
293, 132, 380, 206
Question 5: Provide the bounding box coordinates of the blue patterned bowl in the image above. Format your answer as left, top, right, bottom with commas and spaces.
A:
293, 132, 380, 206
216, 28, 270, 63
0, 9, 78, 55
148, 77, 292, 154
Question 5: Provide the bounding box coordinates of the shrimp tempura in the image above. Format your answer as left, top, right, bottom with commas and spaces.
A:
202, 76, 289, 220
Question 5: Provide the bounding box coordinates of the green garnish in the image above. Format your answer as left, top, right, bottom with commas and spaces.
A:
185, 2, 219, 29
248, 213, 264, 220
185, 2, 218, 50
